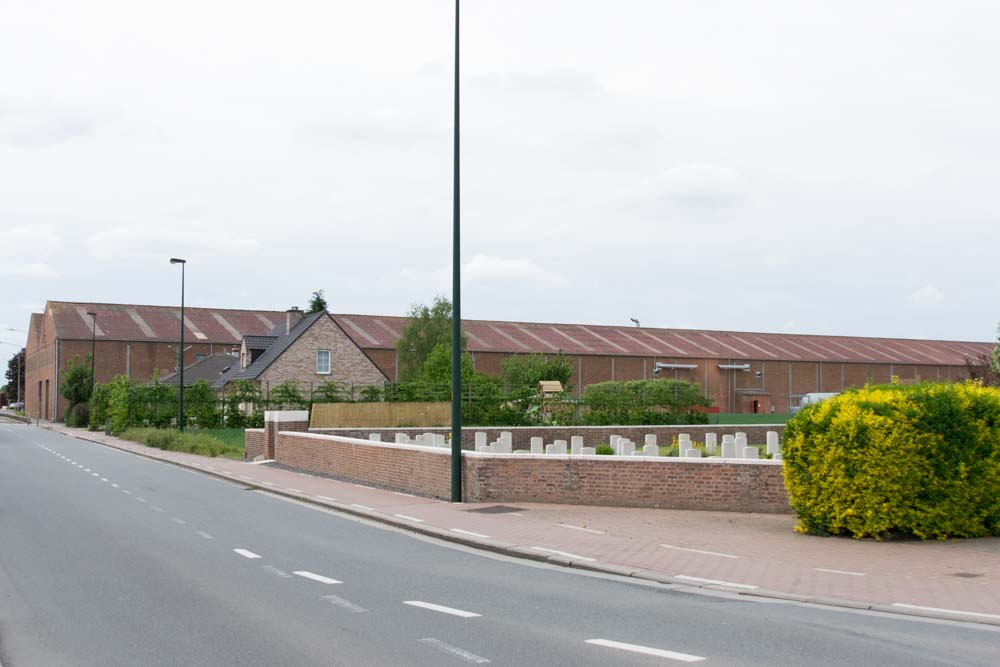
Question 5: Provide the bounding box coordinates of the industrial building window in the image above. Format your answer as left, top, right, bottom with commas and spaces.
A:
316, 350, 331, 375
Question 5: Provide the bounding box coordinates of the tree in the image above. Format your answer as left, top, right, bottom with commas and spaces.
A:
60, 355, 94, 409
395, 296, 466, 381
5, 349, 25, 397
992, 324, 1000, 377
306, 289, 328, 314
501, 352, 574, 392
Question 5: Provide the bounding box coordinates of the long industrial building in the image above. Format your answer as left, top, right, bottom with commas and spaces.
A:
24, 300, 993, 420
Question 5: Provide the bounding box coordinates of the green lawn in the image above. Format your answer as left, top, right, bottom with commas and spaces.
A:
118, 427, 245, 459
708, 413, 792, 425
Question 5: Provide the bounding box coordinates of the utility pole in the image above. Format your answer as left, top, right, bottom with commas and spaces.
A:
86, 311, 97, 396
170, 258, 187, 430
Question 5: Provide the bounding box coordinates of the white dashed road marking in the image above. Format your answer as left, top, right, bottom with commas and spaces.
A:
261, 565, 292, 578
350, 504, 374, 511
531, 547, 596, 562
660, 544, 740, 559
403, 601, 481, 618
233, 549, 262, 559
196, 531, 214, 540
586, 639, 705, 663
418, 638, 490, 664
293, 571, 342, 585
315, 495, 337, 502
394, 514, 424, 523
150, 506, 164, 512
284, 488, 303, 494
322, 595, 367, 613
170, 517, 186, 524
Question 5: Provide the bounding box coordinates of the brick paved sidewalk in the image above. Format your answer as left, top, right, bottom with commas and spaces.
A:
39, 422, 1000, 625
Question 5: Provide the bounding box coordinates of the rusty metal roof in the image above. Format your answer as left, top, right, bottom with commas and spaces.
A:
331, 314, 993, 366
47, 301, 285, 344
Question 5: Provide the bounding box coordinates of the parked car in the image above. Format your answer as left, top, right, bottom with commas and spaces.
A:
791, 392, 839, 413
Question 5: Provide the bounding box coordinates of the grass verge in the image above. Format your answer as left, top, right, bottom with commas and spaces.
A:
119, 427, 244, 459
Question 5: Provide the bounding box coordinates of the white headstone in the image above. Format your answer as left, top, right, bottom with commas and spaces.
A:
766, 431, 781, 455
433, 433, 446, 447
571, 436, 584, 455
721, 440, 738, 458
684, 448, 702, 458
475, 432, 488, 447
530, 437, 544, 454
704, 432, 718, 454
500, 431, 513, 446
645, 434, 657, 447
742, 446, 759, 459
546, 442, 567, 455
494, 441, 512, 454
643, 444, 659, 456
475, 444, 486, 452
610, 435, 622, 450
679, 433, 691, 445
735, 433, 748, 450
414, 434, 424, 444
619, 441, 635, 457
581, 447, 596, 455
368, 433, 381, 442
395, 433, 409, 444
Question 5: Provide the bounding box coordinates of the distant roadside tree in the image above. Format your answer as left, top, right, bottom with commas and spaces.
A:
395, 296, 466, 381
500, 352, 574, 393
5, 349, 25, 397
306, 289, 328, 314
60, 355, 94, 410
965, 324, 1000, 387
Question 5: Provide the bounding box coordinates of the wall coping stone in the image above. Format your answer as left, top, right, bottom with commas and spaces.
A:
282, 430, 783, 465
245, 428, 265, 432
265, 410, 309, 422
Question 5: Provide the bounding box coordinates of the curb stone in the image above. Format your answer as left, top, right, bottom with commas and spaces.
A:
41, 425, 1000, 629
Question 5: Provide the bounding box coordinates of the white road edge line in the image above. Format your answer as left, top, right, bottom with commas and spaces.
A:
350, 503, 374, 511
531, 547, 596, 562
418, 638, 490, 664
891, 603, 1000, 621
586, 639, 705, 663
450, 528, 490, 539
196, 531, 214, 540
233, 548, 262, 559
293, 571, 342, 585
403, 601, 481, 618
674, 575, 758, 590
170, 517, 186, 524
285, 488, 303, 493
815, 568, 866, 576
660, 544, 740, 559
315, 495, 337, 502
394, 514, 425, 523
558, 523, 605, 535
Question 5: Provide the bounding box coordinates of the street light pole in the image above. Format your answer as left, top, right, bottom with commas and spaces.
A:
170, 258, 187, 431
450, 0, 462, 503
86, 311, 97, 396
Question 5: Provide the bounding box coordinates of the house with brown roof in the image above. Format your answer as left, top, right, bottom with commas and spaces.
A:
214, 308, 388, 397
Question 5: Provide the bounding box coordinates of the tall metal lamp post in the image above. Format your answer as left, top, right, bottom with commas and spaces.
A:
170, 258, 187, 431
86, 311, 97, 395
450, 0, 462, 502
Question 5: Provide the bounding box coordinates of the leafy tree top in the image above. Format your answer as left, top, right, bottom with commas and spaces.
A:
306, 289, 328, 314
395, 296, 466, 381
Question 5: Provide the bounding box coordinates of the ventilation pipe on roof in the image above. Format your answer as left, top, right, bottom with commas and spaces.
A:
718, 363, 751, 371
652, 362, 698, 375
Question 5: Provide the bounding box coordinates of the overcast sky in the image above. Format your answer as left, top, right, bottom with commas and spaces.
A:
2, 0, 999, 353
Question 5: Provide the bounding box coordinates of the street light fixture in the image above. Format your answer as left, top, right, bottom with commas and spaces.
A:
86, 311, 97, 396
170, 258, 187, 431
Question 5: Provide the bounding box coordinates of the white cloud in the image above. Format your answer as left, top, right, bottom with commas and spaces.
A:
393, 254, 570, 291
0, 100, 100, 148
0, 262, 58, 278
1, 224, 60, 252
910, 285, 944, 305
86, 226, 261, 262
475, 69, 605, 97
641, 163, 747, 209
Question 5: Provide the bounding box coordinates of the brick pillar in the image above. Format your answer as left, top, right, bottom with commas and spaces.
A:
263, 410, 310, 460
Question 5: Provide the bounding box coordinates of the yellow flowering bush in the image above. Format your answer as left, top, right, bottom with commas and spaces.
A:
783, 382, 1000, 539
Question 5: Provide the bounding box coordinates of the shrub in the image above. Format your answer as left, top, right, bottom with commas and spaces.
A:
583, 380, 711, 425
89, 383, 110, 430
186, 380, 221, 428
783, 381, 1000, 540
66, 402, 90, 427
595, 444, 615, 455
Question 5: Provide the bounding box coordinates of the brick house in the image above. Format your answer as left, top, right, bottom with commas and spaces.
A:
214, 308, 388, 397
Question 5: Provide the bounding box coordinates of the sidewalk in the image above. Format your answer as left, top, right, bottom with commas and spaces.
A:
39, 422, 1000, 626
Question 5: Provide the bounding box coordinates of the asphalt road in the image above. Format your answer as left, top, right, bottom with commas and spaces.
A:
1, 423, 998, 666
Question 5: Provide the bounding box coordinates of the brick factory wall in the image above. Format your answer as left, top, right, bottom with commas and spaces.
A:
269, 429, 790, 512
310, 424, 785, 450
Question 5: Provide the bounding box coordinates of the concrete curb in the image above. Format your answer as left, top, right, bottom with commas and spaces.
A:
43, 425, 1000, 629
0, 412, 30, 424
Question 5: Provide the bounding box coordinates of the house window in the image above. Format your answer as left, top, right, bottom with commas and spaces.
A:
316, 350, 331, 375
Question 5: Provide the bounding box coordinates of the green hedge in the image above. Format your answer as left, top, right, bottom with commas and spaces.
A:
783, 382, 1000, 539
